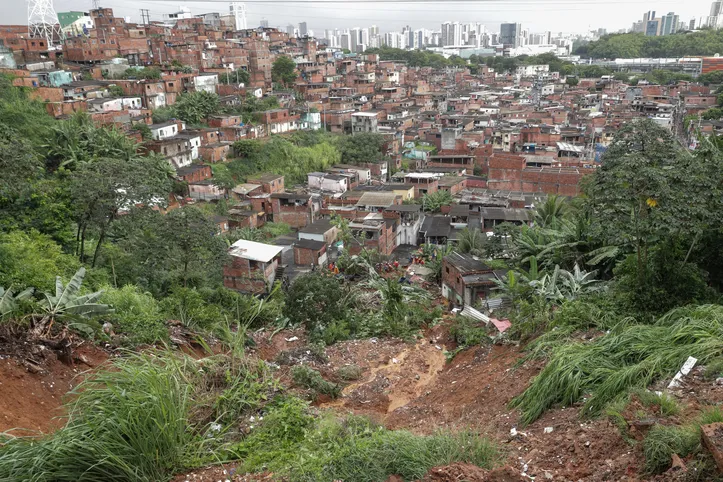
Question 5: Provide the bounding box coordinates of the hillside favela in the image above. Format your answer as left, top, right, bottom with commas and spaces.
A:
2, 0, 723, 479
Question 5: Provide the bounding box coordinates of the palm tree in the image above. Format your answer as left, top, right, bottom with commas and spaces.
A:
31, 267, 112, 338
456, 228, 486, 257
534, 195, 568, 228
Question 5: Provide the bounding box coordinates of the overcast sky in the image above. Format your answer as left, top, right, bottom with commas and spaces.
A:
7, 0, 716, 34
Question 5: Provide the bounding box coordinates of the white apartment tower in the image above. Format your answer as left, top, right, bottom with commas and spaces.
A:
230, 3, 247, 31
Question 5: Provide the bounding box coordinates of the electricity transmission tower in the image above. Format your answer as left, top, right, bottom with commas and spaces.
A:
27, 0, 62, 45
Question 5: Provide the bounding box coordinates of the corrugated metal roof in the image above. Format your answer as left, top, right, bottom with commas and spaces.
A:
228, 240, 283, 263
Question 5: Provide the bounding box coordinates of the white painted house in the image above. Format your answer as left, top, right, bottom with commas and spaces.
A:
307, 172, 349, 193
87, 97, 123, 113
149, 121, 185, 141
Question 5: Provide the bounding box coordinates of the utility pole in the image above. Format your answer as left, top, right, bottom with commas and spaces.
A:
140, 9, 150, 26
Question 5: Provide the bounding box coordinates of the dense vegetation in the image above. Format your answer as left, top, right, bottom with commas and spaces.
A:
365, 46, 469, 69
577, 29, 723, 59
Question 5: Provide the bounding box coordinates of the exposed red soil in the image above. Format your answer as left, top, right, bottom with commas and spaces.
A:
0, 343, 109, 435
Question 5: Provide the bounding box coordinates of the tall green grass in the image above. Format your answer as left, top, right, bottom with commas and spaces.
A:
0, 352, 193, 481
0, 350, 279, 481
512, 305, 723, 425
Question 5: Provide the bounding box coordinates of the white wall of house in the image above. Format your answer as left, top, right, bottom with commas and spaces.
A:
151, 124, 178, 140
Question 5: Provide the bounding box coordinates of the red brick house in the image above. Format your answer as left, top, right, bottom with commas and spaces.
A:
293, 239, 328, 267
441, 252, 500, 307
224, 239, 284, 294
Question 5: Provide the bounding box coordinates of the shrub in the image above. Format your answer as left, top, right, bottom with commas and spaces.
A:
704, 358, 723, 380
291, 365, 341, 399
450, 316, 489, 349
284, 273, 353, 342
0, 230, 79, 292
337, 364, 363, 381
160, 287, 225, 330
100, 285, 168, 345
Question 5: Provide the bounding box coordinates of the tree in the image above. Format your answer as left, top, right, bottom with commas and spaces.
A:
336, 133, 387, 164
70, 155, 173, 267
219, 69, 250, 86
456, 228, 487, 257
173, 91, 220, 124
565, 77, 579, 87
421, 190, 453, 212
271, 56, 298, 88
534, 195, 568, 228
161, 206, 227, 288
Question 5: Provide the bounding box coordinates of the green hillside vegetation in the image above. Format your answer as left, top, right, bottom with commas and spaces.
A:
577, 29, 723, 59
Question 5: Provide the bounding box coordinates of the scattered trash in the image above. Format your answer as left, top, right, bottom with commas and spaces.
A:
285, 336, 299, 342
544, 426, 554, 434
668, 356, 698, 389
392, 358, 399, 364
510, 427, 518, 437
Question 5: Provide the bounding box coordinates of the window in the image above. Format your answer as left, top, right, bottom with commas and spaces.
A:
445, 267, 450, 274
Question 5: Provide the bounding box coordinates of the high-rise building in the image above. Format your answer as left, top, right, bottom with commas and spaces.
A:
500, 23, 522, 47
299, 22, 308, 36
660, 12, 679, 35
690, 18, 697, 30
286, 24, 295, 37
350, 27, 361, 52
340, 32, 351, 51
230, 3, 247, 31
709, 1, 723, 28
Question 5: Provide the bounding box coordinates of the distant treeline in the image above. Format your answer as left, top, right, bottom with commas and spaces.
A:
576, 30, 723, 59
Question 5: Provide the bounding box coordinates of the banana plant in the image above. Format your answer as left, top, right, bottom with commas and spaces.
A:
0, 286, 34, 321
32, 267, 113, 338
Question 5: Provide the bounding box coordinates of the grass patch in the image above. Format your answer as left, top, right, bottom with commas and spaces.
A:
699, 406, 723, 425
337, 364, 363, 381
634, 389, 681, 417
512, 305, 723, 425
291, 365, 341, 399
232, 408, 500, 482
704, 358, 723, 380
643, 424, 700, 474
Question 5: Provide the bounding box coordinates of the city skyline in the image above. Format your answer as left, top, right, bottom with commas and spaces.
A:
2, 0, 715, 35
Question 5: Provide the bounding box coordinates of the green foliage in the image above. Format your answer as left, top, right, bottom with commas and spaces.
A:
449, 316, 489, 349
633, 389, 681, 417
284, 273, 353, 342
160, 287, 225, 331
271, 55, 298, 87
229, 136, 341, 185
421, 190, 453, 212
0, 286, 34, 321
107, 85, 124, 97
580, 30, 723, 59
219, 69, 251, 85
365, 47, 466, 69
0, 352, 193, 481
0, 73, 55, 144
114, 67, 161, 80
0, 230, 80, 292
705, 358, 723, 380
643, 425, 700, 474
291, 365, 342, 399
173, 91, 220, 125
512, 304, 723, 425
100, 285, 168, 345
151, 106, 176, 124
44, 112, 139, 170
566, 76, 579, 87
233, 408, 498, 482
131, 123, 152, 140
336, 133, 387, 164
456, 228, 487, 256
